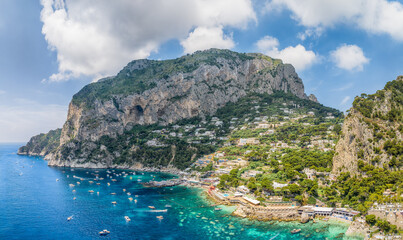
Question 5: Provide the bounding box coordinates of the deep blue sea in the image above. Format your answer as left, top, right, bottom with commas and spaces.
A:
0, 144, 362, 239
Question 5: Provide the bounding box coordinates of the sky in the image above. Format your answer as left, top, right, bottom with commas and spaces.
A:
1, 0, 403, 142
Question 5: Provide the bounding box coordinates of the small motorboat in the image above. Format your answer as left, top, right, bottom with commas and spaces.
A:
148, 206, 155, 209
99, 229, 110, 236
69, 184, 75, 187
107, 183, 110, 186
156, 216, 163, 220
56, 179, 59, 181
110, 193, 116, 195
128, 197, 133, 201
96, 183, 101, 185
123, 189, 126, 192
127, 192, 131, 196
88, 190, 94, 193
125, 216, 131, 222
165, 205, 172, 208
67, 216, 73, 221
291, 229, 301, 234
214, 208, 222, 211
111, 201, 117, 205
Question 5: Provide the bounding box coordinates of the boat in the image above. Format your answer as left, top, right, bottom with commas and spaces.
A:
214, 208, 222, 211
111, 201, 117, 205
156, 216, 164, 220
69, 184, 75, 187
88, 190, 94, 193
165, 205, 172, 208
67, 216, 73, 221
151, 209, 168, 212
56, 179, 59, 181
73, 197, 76, 200
148, 206, 155, 209
291, 229, 301, 234
107, 183, 110, 186
123, 189, 126, 192
96, 183, 101, 185
110, 193, 116, 195
128, 197, 133, 201
125, 216, 131, 222
127, 192, 131, 196
99, 230, 110, 236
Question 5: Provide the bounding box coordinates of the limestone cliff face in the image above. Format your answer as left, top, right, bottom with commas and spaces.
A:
332, 76, 403, 174
21, 49, 314, 168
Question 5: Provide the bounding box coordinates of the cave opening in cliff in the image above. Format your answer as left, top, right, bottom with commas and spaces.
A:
135, 105, 144, 115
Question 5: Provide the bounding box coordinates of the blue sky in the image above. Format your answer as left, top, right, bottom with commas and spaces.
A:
1, 0, 403, 142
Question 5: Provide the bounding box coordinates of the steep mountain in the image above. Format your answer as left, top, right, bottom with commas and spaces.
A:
332, 76, 403, 174
19, 49, 324, 169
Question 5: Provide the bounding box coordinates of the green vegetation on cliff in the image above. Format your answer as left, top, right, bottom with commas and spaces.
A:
18, 128, 61, 156
58, 91, 340, 169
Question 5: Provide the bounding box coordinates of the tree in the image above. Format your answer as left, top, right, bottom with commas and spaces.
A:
365, 214, 376, 225
247, 177, 257, 191
307, 196, 316, 205
288, 184, 301, 195
261, 177, 273, 192
376, 219, 391, 232
294, 195, 304, 204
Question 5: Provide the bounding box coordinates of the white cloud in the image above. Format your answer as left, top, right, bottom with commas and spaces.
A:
265, 0, 403, 41
340, 96, 351, 106
40, 0, 256, 82
297, 27, 323, 41
0, 100, 67, 142
330, 44, 369, 71
181, 26, 235, 54
256, 35, 318, 71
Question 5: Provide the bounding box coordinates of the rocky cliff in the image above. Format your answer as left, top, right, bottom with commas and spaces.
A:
332, 76, 403, 174
20, 49, 318, 169
18, 129, 61, 156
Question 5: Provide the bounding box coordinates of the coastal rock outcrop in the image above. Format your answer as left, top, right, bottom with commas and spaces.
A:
232, 205, 301, 221
17, 129, 61, 156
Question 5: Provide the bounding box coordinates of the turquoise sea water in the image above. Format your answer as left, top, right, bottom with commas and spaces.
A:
0, 144, 362, 239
